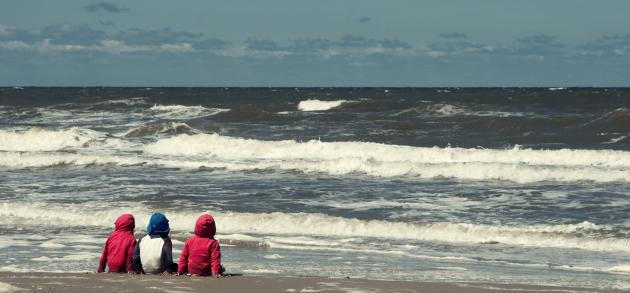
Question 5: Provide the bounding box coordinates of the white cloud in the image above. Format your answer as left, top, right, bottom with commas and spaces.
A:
309, 45, 416, 59
97, 39, 148, 53
0, 38, 200, 54
426, 51, 447, 58
0, 24, 10, 36
613, 47, 628, 56
218, 45, 293, 58
160, 43, 194, 53
97, 40, 197, 54
36, 39, 87, 52
0, 40, 30, 49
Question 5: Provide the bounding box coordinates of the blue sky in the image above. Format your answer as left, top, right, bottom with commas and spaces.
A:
1, 0, 629, 86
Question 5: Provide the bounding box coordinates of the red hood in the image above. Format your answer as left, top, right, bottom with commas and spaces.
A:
194, 214, 216, 238
114, 214, 135, 232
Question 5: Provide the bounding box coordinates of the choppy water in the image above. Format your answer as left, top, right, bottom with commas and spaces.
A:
1, 87, 630, 289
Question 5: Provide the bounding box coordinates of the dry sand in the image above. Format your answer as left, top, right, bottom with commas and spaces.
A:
0, 272, 623, 293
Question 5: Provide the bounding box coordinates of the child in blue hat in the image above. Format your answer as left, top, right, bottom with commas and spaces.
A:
132, 212, 177, 274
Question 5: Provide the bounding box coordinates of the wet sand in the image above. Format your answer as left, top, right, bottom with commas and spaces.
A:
0, 272, 622, 293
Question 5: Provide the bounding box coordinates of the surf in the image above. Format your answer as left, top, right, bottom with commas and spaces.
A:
2, 202, 629, 253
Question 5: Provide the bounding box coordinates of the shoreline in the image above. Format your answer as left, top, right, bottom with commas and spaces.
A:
0, 272, 624, 293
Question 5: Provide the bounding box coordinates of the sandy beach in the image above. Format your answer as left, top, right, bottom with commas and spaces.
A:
0, 272, 623, 293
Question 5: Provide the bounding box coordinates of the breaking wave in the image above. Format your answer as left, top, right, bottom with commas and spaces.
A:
96, 97, 149, 107
395, 103, 465, 117
581, 107, 630, 132
121, 122, 198, 137
297, 99, 346, 111
149, 104, 229, 119
394, 103, 533, 118
0, 127, 103, 152
1, 132, 629, 183
1, 202, 629, 253
142, 134, 630, 183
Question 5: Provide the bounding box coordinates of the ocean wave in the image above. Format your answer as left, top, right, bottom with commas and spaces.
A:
120, 122, 199, 137
297, 99, 346, 111
580, 107, 630, 132
607, 265, 630, 274
0, 153, 146, 168
1, 133, 629, 183
142, 134, 630, 183
0, 127, 103, 152
394, 103, 534, 118
145, 134, 630, 168
0, 108, 41, 120
149, 104, 229, 119
99, 97, 148, 106
603, 135, 629, 145
395, 104, 465, 117
1, 202, 629, 253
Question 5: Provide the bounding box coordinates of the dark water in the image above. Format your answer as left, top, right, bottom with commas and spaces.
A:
1, 87, 629, 289
3, 87, 630, 149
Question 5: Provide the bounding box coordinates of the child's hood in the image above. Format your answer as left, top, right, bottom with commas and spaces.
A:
147, 212, 170, 237
194, 214, 216, 238
114, 214, 135, 232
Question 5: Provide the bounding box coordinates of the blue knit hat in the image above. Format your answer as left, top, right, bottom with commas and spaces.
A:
147, 212, 170, 237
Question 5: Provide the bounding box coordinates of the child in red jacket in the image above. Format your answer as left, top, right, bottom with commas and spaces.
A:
178, 214, 223, 277
97, 214, 137, 273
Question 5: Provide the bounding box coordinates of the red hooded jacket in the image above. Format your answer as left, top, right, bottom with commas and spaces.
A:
178, 214, 222, 276
98, 214, 137, 273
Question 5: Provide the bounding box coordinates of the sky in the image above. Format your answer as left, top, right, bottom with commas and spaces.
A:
1, 0, 629, 86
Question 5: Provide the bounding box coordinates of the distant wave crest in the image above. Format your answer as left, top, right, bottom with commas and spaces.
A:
297, 99, 346, 111
149, 104, 229, 119
121, 122, 198, 137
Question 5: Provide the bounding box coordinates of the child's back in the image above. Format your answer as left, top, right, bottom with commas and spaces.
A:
132, 212, 177, 274
178, 214, 222, 276
98, 214, 136, 273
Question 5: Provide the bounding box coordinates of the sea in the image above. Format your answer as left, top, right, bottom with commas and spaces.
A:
1, 87, 629, 289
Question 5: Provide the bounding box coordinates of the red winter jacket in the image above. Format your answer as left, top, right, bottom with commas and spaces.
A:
178, 214, 222, 276
98, 214, 137, 273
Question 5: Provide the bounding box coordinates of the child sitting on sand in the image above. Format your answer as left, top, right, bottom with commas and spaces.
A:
132, 212, 177, 274
178, 214, 224, 277
97, 214, 137, 273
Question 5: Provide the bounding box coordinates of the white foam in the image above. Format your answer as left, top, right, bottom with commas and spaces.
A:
39, 241, 65, 249
297, 99, 346, 111
99, 97, 148, 106
436, 267, 468, 271
0, 153, 145, 168
607, 265, 630, 274
0, 127, 102, 151
31, 253, 97, 262
0, 281, 23, 293
1, 131, 629, 184
426, 104, 464, 116
144, 134, 630, 183
0, 265, 84, 274
34, 108, 141, 126
0, 239, 30, 250
149, 104, 229, 119
395, 104, 538, 118
604, 135, 628, 144
0, 266, 36, 273
263, 254, 284, 260
242, 268, 280, 274
119, 122, 198, 137
30, 256, 51, 262
1, 202, 629, 253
